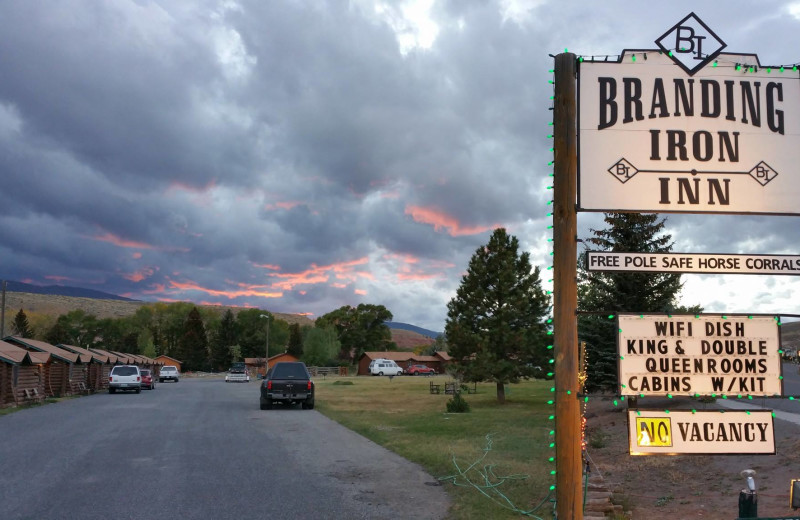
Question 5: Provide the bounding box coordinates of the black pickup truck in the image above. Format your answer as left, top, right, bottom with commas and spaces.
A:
260, 362, 315, 410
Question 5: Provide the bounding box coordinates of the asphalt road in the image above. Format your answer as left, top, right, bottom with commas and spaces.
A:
769, 361, 800, 414
0, 378, 450, 520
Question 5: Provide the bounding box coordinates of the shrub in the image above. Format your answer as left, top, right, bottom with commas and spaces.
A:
446, 391, 471, 413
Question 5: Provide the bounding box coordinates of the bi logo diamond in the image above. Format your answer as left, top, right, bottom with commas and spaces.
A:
608, 158, 638, 184
655, 12, 726, 76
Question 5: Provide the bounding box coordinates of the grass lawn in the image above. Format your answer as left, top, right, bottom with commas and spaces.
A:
315, 374, 556, 520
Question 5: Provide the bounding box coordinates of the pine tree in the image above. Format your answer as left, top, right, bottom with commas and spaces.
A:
178, 307, 209, 372
579, 213, 685, 391
12, 309, 32, 338
445, 228, 551, 403
287, 323, 303, 358
210, 309, 236, 370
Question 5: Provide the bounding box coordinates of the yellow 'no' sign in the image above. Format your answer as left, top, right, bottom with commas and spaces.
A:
636, 417, 672, 447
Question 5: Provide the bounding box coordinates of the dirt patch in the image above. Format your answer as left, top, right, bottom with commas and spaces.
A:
584, 396, 800, 519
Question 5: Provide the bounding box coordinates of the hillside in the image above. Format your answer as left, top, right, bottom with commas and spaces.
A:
1, 292, 432, 348
3, 280, 137, 301
385, 321, 442, 338
390, 328, 436, 351
781, 320, 800, 348
2, 291, 315, 327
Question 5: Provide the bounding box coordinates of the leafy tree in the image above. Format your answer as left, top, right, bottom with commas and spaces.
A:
46, 310, 100, 348
45, 320, 69, 345
27, 312, 55, 341
287, 323, 303, 358
578, 213, 691, 391
96, 317, 139, 354
177, 307, 208, 371
12, 309, 32, 338
270, 318, 290, 353
209, 309, 237, 370
128, 302, 194, 357
445, 228, 551, 403
138, 329, 157, 358
316, 304, 396, 361
302, 326, 341, 366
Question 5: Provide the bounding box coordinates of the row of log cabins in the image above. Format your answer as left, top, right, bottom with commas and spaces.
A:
0, 336, 170, 408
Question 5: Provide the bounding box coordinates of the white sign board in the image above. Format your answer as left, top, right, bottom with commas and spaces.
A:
586, 252, 800, 275
617, 314, 782, 397
578, 15, 800, 214
627, 409, 775, 455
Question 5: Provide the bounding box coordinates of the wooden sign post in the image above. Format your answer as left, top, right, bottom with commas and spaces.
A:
553, 52, 582, 520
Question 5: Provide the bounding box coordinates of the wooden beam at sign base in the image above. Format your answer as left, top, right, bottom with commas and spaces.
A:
553, 52, 582, 520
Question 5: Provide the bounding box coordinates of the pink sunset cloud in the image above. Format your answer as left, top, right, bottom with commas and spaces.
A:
168, 278, 283, 299
121, 267, 156, 283
166, 179, 217, 195
253, 263, 281, 270
404, 205, 497, 236
269, 258, 371, 290
86, 232, 157, 250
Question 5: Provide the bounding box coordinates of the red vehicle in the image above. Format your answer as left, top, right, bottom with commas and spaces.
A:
140, 369, 156, 390
406, 364, 436, 376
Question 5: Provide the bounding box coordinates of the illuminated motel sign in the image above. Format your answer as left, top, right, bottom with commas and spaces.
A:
627, 410, 775, 455
578, 13, 800, 215
616, 314, 783, 397
563, 13, 791, 463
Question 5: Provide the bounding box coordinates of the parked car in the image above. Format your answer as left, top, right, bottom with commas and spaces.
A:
226, 361, 250, 382
369, 360, 403, 376
140, 369, 156, 390
260, 362, 315, 410
108, 365, 141, 394
159, 365, 180, 383
406, 364, 436, 376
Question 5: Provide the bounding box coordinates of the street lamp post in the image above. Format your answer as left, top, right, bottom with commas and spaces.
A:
260, 314, 270, 377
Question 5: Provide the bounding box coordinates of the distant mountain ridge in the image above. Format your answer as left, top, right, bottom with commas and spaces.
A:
385, 321, 442, 338
3, 280, 137, 301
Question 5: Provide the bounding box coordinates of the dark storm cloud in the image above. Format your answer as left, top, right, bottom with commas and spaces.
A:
2, 0, 800, 329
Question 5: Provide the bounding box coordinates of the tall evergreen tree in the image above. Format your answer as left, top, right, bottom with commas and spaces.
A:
178, 307, 208, 371
579, 213, 686, 391
445, 228, 551, 403
12, 309, 32, 338
287, 323, 303, 358
210, 309, 237, 370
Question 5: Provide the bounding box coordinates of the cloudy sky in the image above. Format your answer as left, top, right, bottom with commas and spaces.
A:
2, 0, 800, 331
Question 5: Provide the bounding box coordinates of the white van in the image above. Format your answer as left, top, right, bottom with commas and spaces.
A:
369, 359, 403, 376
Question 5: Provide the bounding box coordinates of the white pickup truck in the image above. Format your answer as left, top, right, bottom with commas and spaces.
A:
159, 365, 180, 383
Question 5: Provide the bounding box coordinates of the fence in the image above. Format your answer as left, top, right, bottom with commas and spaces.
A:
308, 366, 348, 377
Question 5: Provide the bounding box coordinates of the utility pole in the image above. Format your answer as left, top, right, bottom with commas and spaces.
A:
553, 52, 582, 520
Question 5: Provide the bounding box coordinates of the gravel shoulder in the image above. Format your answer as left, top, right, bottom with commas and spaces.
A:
584, 395, 800, 519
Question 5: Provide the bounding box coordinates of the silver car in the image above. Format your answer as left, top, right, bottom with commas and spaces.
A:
159, 365, 180, 382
